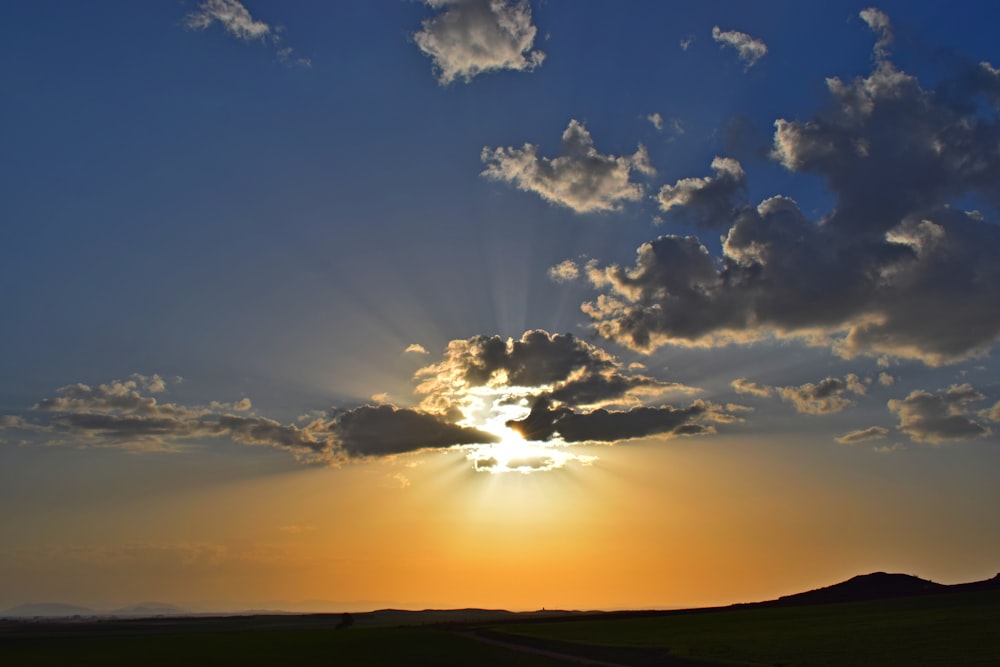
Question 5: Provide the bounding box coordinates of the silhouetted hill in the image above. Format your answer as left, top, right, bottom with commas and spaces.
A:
773, 571, 998, 606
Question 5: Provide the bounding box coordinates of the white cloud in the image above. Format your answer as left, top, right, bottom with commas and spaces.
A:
548, 259, 580, 283
405, 343, 430, 355
859, 7, 893, 60
184, 0, 271, 41
647, 112, 664, 131
712, 25, 767, 68
482, 119, 654, 213
413, 0, 545, 84
184, 0, 310, 67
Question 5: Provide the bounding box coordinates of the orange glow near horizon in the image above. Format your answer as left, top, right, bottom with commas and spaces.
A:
5, 434, 998, 612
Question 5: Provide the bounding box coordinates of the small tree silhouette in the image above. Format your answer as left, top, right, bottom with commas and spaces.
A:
335, 612, 354, 630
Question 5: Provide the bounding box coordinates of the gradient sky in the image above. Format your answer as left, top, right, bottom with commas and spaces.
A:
2, 0, 1000, 612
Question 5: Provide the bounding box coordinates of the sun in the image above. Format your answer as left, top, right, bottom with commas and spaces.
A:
452, 386, 595, 473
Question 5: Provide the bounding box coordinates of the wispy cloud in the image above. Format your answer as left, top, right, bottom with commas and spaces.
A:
413, 0, 545, 84
712, 25, 767, 68
184, 0, 271, 41
482, 119, 654, 213
184, 0, 310, 67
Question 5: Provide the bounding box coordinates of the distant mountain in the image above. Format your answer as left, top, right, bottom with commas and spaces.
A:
2, 601, 189, 618
2, 603, 96, 617
109, 602, 188, 617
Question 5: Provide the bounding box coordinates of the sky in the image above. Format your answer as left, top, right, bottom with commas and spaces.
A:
1, 0, 999, 613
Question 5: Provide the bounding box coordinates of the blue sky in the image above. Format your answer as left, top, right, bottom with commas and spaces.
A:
1, 1, 999, 611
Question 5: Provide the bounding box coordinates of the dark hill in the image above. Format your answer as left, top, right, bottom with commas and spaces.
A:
776, 572, 950, 606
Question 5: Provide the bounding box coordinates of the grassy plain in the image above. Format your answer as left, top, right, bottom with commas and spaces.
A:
491, 588, 1000, 666
0, 622, 566, 667
3, 589, 997, 666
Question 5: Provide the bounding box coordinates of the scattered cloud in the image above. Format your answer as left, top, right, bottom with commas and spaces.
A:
712, 25, 767, 68
836, 426, 890, 444
658, 156, 747, 228
482, 119, 654, 213
2, 329, 731, 473
405, 343, 429, 355
878, 372, 895, 386
184, 0, 271, 41
888, 384, 991, 443
679, 36, 694, 51
775, 374, 866, 415
506, 397, 725, 443
184, 0, 310, 67
0, 377, 498, 465
548, 259, 580, 283
647, 112, 664, 131
567, 28, 1000, 364
412, 330, 731, 457
415, 329, 696, 416
731, 378, 773, 398
733, 374, 867, 414
413, 0, 545, 84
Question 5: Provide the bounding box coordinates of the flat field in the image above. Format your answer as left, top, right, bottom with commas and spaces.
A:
2, 589, 997, 666
0, 620, 566, 667
490, 588, 1000, 666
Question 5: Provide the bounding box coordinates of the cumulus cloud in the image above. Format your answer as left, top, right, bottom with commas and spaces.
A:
415, 329, 694, 415
413, 0, 545, 84
405, 343, 429, 355
548, 259, 581, 283
647, 112, 664, 131
481, 119, 655, 213
570, 32, 1000, 364
712, 26, 767, 68
774, 374, 866, 414
836, 425, 890, 444
888, 384, 991, 443
412, 329, 731, 456
658, 156, 747, 228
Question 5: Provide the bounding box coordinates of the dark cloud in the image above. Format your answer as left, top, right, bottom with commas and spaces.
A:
481, 120, 654, 213
331, 405, 498, 458
888, 384, 991, 443
836, 426, 890, 444
1, 377, 498, 463
506, 397, 720, 443
657, 157, 747, 228
570, 38, 1000, 365
416, 329, 692, 414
